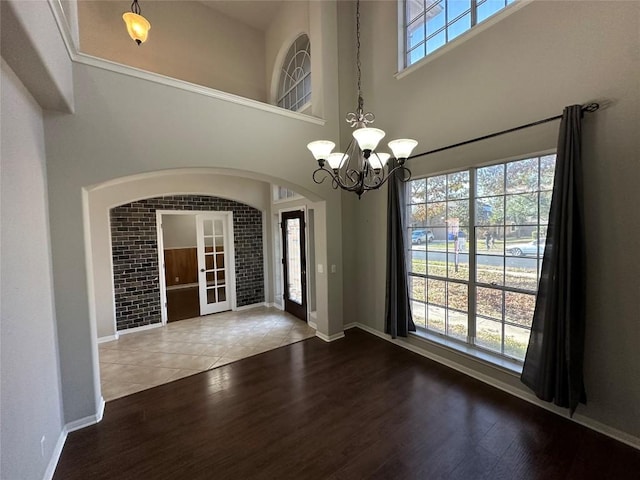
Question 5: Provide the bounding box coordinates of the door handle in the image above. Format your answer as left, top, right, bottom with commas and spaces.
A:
200, 268, 205, 272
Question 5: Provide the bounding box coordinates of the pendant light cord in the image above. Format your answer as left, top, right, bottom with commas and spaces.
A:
131, 0, 141, 15
356, 0, 363, 114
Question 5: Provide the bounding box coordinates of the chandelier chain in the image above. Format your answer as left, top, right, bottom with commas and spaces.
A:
131, 0, 141, 15
309, 0, 415, 197
356, 0, 362, 113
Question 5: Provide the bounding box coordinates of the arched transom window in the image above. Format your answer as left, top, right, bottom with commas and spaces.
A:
277, 34, 311, 112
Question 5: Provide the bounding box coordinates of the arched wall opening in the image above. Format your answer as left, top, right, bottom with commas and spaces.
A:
84, 168, 329, 344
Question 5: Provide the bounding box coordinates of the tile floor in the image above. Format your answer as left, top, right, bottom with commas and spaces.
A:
99, 307, 315, 401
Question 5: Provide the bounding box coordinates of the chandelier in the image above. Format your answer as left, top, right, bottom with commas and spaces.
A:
123, 0, 151, 45
307, 0, 417, 198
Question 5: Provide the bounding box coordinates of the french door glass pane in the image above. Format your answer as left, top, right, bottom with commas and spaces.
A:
207, 288, 216, 304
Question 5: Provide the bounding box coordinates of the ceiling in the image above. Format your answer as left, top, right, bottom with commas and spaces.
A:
198, 1, 285, 31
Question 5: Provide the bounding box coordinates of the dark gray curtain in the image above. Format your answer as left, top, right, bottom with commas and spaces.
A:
521, 105, 587, 416
385, 159, 415, 338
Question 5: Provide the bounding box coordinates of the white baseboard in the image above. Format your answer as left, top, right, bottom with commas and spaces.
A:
65, 397, 105, 433
316, 331, 345, 343
265, 302, 284, 311
351, 323, 640, 451
343, 322, 358, 330
117, 322, 162, 336
43, 428, 68, 480
308, 320, 318, 330
235, 302, 267, 311
44, 397, 105, 479
98, 333, 119, 344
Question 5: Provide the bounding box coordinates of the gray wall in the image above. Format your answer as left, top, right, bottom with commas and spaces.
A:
44, 0, 342, 425
78, 1, 268, 101
111, 195, 264, 330
1, 60, 65, 480
340, 0, 640, 440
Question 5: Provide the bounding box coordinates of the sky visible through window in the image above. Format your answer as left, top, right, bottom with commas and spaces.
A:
406, 0, 516, 66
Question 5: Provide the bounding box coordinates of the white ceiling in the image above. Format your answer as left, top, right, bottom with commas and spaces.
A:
198, 1, 285, 32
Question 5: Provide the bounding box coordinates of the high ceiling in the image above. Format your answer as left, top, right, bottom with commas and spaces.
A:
198, 0, 285, 31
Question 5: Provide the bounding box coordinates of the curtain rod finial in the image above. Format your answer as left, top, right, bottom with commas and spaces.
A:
582, 103, 599, 113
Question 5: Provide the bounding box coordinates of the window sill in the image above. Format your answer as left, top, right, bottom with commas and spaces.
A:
396, 0, 532, 81
409, 328, 523, 376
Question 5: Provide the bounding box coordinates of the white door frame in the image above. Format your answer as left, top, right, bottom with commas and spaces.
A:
156, 210, 236, 325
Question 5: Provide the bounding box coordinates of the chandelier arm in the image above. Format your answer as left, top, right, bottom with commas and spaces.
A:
313, 167, 337, 185
345, 168, 363, 188
385, 164, 413, 184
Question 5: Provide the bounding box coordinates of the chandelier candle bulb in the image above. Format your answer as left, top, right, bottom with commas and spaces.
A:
123, 0, 151, 45
352, 128, 386, 156
327, 153, 348, 171
369, 152, 390, 173
307, 140, 335, 164
388, 139, 418, 161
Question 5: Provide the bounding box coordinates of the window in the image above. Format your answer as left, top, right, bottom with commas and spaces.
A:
273, 186, 302, 203
277, 34, 311, 112
404, 0, 517, 67
407, 154, 556, 363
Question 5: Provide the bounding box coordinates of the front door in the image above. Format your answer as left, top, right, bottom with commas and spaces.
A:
196, 213, 231, 315
281, 210, 307, 322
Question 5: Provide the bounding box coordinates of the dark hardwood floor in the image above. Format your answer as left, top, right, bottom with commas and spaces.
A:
55, 329, 640, 479
166, 286, 199, 322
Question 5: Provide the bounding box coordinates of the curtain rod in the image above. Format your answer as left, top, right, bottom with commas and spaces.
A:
408, 103, 600, 161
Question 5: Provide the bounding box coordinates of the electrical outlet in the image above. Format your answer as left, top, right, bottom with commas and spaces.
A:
40, 436, 46, 458
175, 277, 179, 282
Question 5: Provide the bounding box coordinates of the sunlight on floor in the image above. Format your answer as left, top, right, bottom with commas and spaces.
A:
99, 307, 315, 401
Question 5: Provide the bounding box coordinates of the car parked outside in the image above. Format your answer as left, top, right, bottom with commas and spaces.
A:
506, 238, 547, 256
411, 229, 434, 244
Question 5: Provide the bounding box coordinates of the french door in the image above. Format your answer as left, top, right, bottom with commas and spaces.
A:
196, 213, 233, 315
281, 210, 307, 322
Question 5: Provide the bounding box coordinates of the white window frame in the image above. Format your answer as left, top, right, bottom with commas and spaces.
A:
406, 152, 556, 371
397, 0, 530, 77
277, 34, 311, 113
272, 185, 303, 204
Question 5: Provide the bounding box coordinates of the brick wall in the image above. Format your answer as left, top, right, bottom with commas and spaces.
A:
110, 195, 264, 331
